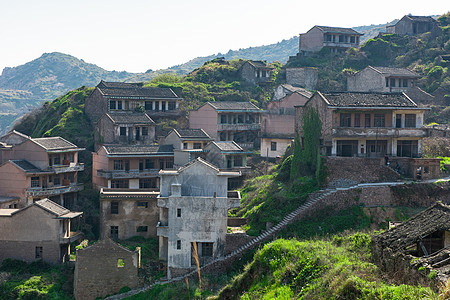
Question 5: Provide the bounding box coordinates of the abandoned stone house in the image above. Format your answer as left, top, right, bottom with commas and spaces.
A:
156, 158, 240, 278
386, 15, 441, 37
299, 25, 363, 54
74, 238, 140, 300
238, 60, 275, 85
84, 80, 182, 124
295, 92, 428, 158
0, 131, 84, 209
285, 68, 318, 90
94, 112, 156, 150
92, 144, 174, 240
261, 85, 312, 159
189, 101, 262, 149
0, 198, 83, 264
373, 202, 450, 282
347, 66, 421, 93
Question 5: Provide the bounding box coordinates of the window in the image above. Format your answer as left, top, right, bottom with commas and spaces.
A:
111, 201, 119, 214
35, 247, 43, 259
220, 115, 227, 124
201, 243, 213, 257
168, 102, 176, 110
120, 127, 126, 136
405, 114, 416, 128
340, 113, 351, 127
234, 156, 243, 167
54, 176, 60, 186
193, 143, 202, 149
365, 114, 371, 127
262, 70, 267, 77
139, 178, 156, 189
110, 100, 116, 110
165, 159, 174, 169
354, 114, 361, 127
339, 35, 344, 43
117, 258, 124, 267
350, 36, 355, 43
238, 115, 244, 123
177, 208, 181, 218
396, 114, 402, 128
161, 102, 166, 111
177, 240, 181, 250
114, 160, 123, 170
31, 177, 40, 188
145, 159, 154, 169
142, 127, 148, 136
111, 179, 129, 188
137, 226, 148, 232
137, 201, 148, 208
54, 155, 60, 165
397, 140, 419, 157
183, 142, 188, 149
69, 153, 74, 162
271, 142, 277, 151
154, 101, 159, 111
110, 226, 119, 240
48, 155, 53, 166
117, 101, 122, 110
385, 78, 389, 87
374, 114, 385, 127
390, 78, 396, 87
145, 101, 152, 110
403, 79, 408, 87
139, 160, 143, 171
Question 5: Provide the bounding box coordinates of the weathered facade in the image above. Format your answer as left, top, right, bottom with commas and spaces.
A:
74, 239, 140, 300
262, 86, 311, 158
189, 101, 262, 149
94, 113, 155, 149
386, 15, 441, 37
156, 158, 240, 278
0, 199, 83, 264
238, 60, 274, 85
285, 68, 318, 90
299, 26, 362, 53
85, 81, 182, 123
0, 131, 84, 208
296, 92, 428, 158
347, 66, 420, 93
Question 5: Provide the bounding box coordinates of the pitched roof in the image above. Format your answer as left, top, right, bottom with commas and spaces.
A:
106, 113, 155, 124
9, 160, 44, 173
207, 101, 261, 111
211, 141, 243, 152
279, 84, 313, 99
32, 137, 79, 151
373, 202, 450, 252
96, 81, 179, 99
405, 15, 436, 22
35, 198, 70, 216
314, 26, 362, 35
103, 144, 174, 156
319, 92, 418, 108
170, 128, 212, 140
246, 60, 274, 69
369, 66, 420, 78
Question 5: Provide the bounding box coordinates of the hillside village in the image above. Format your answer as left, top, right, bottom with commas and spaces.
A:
0, 13, 450, 300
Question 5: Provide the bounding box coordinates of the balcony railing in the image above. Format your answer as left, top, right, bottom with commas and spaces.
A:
323, 41, 359, 48
218, 123, 261, 131
156, 221, 169, 237
60, 231, 84, 244
97, 169, 160, 179
332, 127, 427, 138
51, 163, 84, 174
26, 183, 84, 197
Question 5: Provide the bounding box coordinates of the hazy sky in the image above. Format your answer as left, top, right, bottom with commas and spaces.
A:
0, 0, 447, 73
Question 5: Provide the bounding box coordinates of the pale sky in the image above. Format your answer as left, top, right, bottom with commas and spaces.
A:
0, 0, 447, 73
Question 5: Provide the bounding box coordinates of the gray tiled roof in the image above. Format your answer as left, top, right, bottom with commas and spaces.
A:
172, 129, 211, 140
32, 137, 78, 151
35, 199, 70, 216
280, 84, 313, 99
320, 92, 417, 107
406, 15, 436, 22
315, 26, 362, 35
370, 66, 420, 77
107, 113, 155, 124
97, 81, 179, 99
104, 144, 174, 155
212, 141, 243, 152
208, 101, 261, 111
247, 60, 273, 69
10, 160, 43, 173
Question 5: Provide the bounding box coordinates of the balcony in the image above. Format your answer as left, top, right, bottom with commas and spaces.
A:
97, 169, 159, 179
26, 183, 84, 197
332, 127, 427, 138
218, 123, 261, 131
60, 231, 84, 244
227, 191, 241, 208
156, 221, 169, 237
323, 41, 359, 48
51, 163, 84, 174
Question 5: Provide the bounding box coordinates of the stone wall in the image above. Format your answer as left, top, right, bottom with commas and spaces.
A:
286, 67, 318, 90
225, 233, 254, 255
84, 88, 107, 124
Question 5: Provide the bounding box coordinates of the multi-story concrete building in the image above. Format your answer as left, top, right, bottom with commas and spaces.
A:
295, 92, 428, 158
156, 158, 240, 278
386, 15, 441, 37
261, 85, 312, 159
189, 101, 262, 149
0, 198, 83, 264
0, 131, 84, 208
347, 66, 421, 93
93, 144, 174, 240
85, 81, 182, 123
299, 26, 363, 54
94, 112, 156, 149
